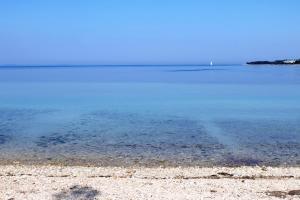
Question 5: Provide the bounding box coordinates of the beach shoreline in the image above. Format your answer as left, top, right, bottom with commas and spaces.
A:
1, 165, 300, 199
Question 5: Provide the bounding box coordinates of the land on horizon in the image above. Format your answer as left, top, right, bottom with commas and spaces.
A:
247, 59, 300, 65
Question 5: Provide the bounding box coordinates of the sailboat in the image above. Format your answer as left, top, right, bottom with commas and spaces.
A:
210, 61, 213, 66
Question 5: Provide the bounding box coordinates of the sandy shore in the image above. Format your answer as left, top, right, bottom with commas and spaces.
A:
0, 165, 300, 200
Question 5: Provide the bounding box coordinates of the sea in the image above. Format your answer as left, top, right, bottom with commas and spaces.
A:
0, 65, 299, 166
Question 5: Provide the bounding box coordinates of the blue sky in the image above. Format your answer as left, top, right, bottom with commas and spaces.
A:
0, 0, 300, 65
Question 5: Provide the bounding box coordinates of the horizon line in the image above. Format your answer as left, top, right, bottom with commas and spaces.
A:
0, 63, 243, 68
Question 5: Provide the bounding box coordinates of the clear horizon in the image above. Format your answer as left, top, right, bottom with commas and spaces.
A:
1, 0, 300, 65
0, 63, 244, 67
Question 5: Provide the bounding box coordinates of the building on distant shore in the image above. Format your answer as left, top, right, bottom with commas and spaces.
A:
283, 60, 296, 64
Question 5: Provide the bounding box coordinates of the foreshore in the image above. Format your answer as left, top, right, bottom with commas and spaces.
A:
1, 165, 300, 199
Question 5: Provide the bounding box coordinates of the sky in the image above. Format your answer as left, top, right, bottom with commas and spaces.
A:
0, 0, 300, 65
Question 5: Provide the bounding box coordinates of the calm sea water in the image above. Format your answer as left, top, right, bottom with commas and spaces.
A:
0, 65, 300, 166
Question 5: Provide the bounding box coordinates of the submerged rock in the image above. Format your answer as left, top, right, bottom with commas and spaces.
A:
0, 134, 11, 145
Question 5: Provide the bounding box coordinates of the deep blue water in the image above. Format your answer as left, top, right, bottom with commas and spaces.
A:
0, 65, 300, 166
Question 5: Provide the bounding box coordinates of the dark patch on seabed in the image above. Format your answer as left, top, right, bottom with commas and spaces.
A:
215, 119, 300, 166
0, 109, 46, 145
0, 134, 11, 145
0, 108, 54, 145
1, 108, 300, 167
31, 111, 230, 166
53, 185, 100, 200
36, 133, 78, 148
223, 155, 262, 166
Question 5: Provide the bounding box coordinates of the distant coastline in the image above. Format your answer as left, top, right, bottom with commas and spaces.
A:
247, 59, 300, 65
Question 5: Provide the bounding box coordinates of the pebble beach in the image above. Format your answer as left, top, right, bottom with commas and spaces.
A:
1, 165, 300, 200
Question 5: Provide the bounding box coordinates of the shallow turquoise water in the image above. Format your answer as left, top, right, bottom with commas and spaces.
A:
0, 65, 300, 166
